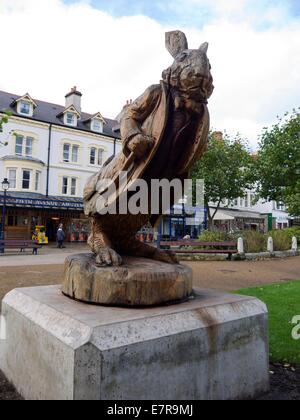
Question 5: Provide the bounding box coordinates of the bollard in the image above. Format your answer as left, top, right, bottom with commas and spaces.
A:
292, 236, 298, 252
238, 237, 244, 254
267, 236, 274, 253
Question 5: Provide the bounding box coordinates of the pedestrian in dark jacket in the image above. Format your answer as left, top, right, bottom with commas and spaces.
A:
32, 232, 39, 255
57, 224, 65, 249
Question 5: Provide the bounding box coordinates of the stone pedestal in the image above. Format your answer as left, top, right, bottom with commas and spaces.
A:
62, 254, 193, 306
0, 285, 269, 400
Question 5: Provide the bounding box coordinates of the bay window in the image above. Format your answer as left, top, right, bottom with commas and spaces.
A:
35, 171, 41, 191
8, 169, 17, 189
22, 170, 31, 190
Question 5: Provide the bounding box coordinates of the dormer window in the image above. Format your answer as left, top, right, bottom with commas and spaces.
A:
86, 112, 106, 133
91, 119, 103, 133
20, 101, 31, 115
59, 105, 80, 127
12, 93, 37, 117
66, 113, 75, 126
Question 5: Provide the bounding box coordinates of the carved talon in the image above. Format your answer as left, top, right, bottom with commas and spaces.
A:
95, 247, 122, 267
155, 249, 179, 265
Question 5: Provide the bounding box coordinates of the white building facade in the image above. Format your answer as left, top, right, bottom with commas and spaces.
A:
0, 88, 121, 241
212, 191, 291, 232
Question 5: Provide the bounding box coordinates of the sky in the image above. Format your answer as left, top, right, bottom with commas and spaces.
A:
0, 0, 299, 149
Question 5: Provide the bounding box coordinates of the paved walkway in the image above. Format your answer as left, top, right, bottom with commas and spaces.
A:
0, 243, 299, 301
0, 244, 89, 267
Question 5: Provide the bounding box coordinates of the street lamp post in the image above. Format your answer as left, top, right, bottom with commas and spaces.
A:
1, 178, 10, 247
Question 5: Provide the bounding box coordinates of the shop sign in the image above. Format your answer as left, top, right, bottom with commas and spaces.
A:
0, 196, 83, 210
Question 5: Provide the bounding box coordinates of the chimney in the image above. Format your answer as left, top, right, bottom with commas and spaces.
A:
65, 86, 82, 113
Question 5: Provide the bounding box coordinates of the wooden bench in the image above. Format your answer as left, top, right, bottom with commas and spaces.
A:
160, 240, 238, 260
0, 240, 41, 254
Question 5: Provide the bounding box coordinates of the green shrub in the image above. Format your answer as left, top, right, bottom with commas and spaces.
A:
242, 230, 266, 253
198, 230, 228, 242
283, 227, 300, 243
268, 230, 292, 251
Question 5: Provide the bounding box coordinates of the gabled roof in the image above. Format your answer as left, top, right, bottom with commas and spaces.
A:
0, 90, 121, 139
83, 112, 106, 124
57, 104, 81, 118
11, 93, 38, 108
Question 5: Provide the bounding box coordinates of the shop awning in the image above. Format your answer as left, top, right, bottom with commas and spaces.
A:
0, 192, 83, 211
212, 211, 235, 221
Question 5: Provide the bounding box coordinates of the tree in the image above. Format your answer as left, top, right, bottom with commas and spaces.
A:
256, 109, 300, 216
0, 111, 11, 146
192, 132, 255, 229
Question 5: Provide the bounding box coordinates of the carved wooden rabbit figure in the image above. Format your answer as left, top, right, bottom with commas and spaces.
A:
84, 30, 214, 266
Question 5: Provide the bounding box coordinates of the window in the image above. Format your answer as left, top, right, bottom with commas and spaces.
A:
276, 202, 285, 211
72, 145, 79, 163
15, 135, 34, 157
71, 178, 77, 196
25, 137, 33, 157
90, 147, 96, 165
8, 169, 17, 189
20, 101, 31, 115
61, 177, 77, 196
35, 171, 41, 191
244, 195, 249, 208
62, 177, 68, 195
63, 144, 70, 162
22, 170, 31, 190
66, 113, 75, 126
90, 147, 104, 166
15, 136, 23, 155
92, 119, 103, 133
98, 149, 104, 166
63, 143, 80, 163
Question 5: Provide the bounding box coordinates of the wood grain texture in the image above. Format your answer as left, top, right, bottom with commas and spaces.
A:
62, 254, 193, 307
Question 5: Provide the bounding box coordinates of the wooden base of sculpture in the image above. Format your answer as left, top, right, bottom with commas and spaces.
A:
62, 253, 193, 307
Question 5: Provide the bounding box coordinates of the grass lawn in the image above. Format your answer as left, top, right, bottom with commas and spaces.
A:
235, 280, 300, 365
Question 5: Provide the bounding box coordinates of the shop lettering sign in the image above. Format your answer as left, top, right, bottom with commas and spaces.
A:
0, 196, 83, 210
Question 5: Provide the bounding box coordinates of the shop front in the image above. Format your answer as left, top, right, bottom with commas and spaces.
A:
0, 192, 89, 242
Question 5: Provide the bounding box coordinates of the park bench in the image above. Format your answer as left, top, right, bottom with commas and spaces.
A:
160, 240, 238, 260
0, 239, 41, 254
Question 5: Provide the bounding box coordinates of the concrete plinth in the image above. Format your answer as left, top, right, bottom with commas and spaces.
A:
0, 286, 269, 400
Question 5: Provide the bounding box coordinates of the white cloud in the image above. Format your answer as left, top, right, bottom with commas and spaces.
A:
0, 0, 299, 149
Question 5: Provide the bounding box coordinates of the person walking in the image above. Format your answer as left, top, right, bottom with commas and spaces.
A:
57, 224, 65, 249
32, 231, 39, 255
